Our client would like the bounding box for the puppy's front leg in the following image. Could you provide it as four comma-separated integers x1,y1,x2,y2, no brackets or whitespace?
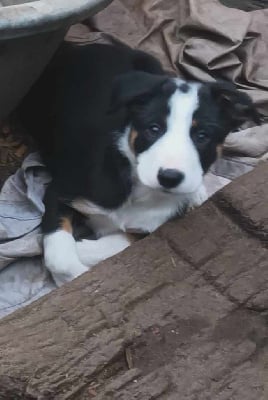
43,184,88,286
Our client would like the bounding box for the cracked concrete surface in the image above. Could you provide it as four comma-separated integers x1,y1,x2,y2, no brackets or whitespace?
0,163,267,399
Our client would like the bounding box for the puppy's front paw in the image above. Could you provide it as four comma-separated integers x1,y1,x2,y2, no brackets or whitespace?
44,231,88,287
187,185,208,211
76,233,131,267
49,261,88,287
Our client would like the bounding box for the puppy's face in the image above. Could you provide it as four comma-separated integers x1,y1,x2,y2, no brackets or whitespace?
113,73,261,194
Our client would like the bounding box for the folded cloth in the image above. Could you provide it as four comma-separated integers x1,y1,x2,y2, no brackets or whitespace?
0,152,49,243
0,153,56,318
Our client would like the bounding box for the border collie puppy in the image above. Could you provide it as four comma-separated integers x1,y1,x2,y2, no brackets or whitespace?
17,43,260,286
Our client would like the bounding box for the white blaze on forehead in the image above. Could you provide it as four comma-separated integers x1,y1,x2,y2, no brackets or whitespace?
137,80,204,194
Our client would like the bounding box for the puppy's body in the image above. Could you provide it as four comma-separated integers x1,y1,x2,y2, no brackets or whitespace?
17,43,260,285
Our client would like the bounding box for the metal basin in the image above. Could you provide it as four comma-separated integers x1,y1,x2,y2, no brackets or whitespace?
0,0,112,120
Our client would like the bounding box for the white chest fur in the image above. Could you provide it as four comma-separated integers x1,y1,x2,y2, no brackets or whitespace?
45,183,207,286
72,182,207,237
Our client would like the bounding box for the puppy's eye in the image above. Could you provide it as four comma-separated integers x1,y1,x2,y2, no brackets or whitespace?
196,130,209,143
148,124,161,135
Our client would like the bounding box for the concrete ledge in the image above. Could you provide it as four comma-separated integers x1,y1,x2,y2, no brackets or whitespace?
0,163,267,399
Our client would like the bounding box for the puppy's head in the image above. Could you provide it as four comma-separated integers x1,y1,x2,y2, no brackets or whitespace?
112,72,261,194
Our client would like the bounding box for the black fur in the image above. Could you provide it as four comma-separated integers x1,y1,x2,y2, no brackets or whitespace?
17,44,166,217
192,81,262,172
125,79,177,154
16,43,261,236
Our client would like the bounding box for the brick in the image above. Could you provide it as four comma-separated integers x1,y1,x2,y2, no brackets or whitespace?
213,162,268,241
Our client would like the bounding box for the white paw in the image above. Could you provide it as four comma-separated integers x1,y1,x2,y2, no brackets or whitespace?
186,184,208,211
76,233,131,267
44,231,88,287
48,261,88,287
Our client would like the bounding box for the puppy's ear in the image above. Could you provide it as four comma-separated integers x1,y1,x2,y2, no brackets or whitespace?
210,81,262,127
110,71,169,111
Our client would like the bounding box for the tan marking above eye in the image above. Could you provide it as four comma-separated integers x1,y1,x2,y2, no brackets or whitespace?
129,128,138,151
60,216,73,233
192,119,198,127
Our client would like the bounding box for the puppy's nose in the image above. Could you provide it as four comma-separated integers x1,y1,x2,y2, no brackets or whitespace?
158,168,185,189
